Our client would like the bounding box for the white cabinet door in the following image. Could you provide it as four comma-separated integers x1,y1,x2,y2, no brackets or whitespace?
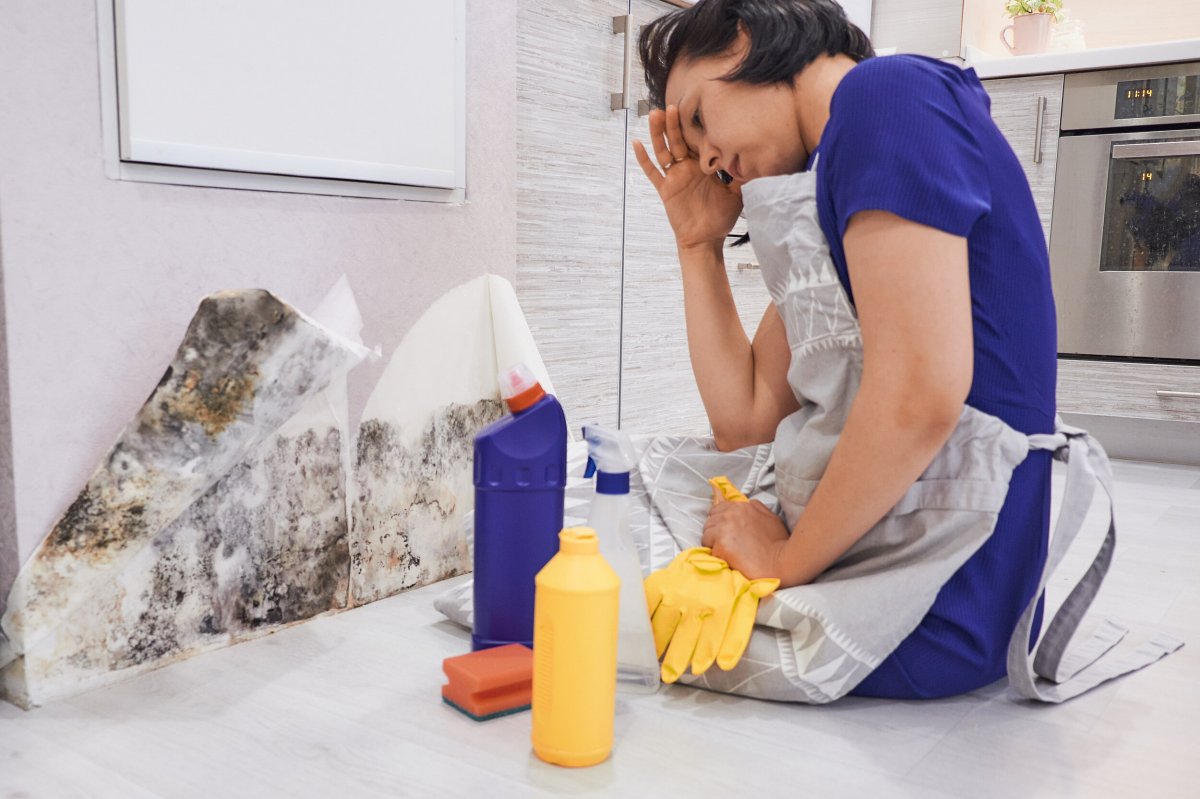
982,74,1065,246
618,0,774,436
515,0,630,432
110,0,464,194
870,0,962,58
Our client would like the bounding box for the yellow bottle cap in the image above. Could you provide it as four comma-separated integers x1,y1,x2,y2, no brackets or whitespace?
558,527,599,555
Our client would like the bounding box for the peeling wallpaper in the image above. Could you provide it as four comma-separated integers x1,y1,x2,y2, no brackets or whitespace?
1,271,554,706
351,403,502,604
0,0,519,584
350,274,555,606
16,416,352,706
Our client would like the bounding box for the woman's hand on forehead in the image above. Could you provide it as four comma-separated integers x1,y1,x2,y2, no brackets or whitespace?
631,103,742,252
637,105,698,181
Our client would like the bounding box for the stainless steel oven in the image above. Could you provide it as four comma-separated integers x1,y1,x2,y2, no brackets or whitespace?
1051,61,1200,361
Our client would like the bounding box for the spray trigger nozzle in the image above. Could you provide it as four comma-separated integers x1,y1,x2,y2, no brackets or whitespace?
582,423,638,481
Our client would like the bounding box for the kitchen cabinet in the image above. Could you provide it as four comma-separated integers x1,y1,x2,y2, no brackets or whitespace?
871,0,964,59
981,74,1065,246
98,0,465,201
515,0,629,432
516,0,768,437
983,73,1200,449
1058,360,1200,424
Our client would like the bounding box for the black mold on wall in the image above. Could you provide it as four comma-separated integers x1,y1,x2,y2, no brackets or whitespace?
38,291,320,570
75,426,349,674
352,399,504,603
4,287,364,677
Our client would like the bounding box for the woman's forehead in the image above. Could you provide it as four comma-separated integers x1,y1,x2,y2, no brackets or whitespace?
664,56,720,108
664,36,748,108
663,60,699,109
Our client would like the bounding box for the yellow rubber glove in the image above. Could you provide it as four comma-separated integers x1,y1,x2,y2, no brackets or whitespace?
644,547,780,683
708,476,749,504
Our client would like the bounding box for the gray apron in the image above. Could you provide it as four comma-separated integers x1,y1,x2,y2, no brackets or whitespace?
674,166,1181,702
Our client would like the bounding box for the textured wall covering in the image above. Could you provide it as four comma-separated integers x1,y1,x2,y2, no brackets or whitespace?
0,0,518,575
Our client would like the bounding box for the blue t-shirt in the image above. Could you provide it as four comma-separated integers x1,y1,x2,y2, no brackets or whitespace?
809,55,1057,698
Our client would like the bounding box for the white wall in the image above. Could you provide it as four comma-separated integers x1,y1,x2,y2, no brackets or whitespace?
0,0,518,591
0,256,15,617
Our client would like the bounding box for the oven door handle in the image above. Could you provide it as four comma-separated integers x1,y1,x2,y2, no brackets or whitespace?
1111,139,1200,159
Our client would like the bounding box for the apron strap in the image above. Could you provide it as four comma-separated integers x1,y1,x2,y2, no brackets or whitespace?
1010,418,1184,702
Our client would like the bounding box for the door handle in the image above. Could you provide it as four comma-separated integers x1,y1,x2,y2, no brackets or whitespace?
611,15,634,112
1033,95,1046,164
1156,390,1200,400
1112,140,1200,159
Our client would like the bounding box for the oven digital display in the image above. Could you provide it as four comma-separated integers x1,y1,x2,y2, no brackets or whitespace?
1115,75,1200,119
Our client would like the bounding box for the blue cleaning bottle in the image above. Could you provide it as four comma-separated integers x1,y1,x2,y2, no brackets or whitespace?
472,362,567,650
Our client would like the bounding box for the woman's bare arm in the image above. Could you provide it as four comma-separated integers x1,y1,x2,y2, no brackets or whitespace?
700,209,974,585
767,209,974,585
631,103,798,450
677,243,798,450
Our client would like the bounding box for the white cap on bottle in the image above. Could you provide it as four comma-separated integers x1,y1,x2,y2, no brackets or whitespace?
498,362,545,412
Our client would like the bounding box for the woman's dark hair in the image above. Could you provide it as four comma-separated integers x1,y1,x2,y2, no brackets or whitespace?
640,0,874,110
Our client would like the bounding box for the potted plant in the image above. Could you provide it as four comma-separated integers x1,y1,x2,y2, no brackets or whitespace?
1001,0,1063,56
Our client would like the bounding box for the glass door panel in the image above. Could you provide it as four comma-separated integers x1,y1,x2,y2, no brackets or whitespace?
1101,137,1200,272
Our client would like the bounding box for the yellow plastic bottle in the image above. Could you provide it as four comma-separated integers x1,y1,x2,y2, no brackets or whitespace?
531,527,620,767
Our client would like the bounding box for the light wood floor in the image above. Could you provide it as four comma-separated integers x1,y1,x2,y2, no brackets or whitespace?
2,458,1197,798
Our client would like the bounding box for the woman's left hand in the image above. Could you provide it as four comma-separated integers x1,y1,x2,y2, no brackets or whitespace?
701,500,790,580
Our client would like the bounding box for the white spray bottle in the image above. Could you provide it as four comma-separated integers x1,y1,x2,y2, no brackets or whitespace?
582,424,660,693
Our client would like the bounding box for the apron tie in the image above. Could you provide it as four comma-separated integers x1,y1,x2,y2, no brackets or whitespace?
1010,417,1184,702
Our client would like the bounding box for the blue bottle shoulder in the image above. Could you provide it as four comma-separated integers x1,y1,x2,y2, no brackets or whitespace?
474,393,567,490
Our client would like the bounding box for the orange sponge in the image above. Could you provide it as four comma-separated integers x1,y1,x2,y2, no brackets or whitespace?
441,643,534,721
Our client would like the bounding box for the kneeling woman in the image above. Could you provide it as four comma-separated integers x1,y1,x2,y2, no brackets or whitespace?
633,0,1057,698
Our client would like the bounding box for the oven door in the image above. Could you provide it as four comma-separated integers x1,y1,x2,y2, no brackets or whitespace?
1051,127,1200,361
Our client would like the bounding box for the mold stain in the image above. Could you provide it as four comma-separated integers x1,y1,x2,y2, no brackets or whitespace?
351,399,504,604
162,368,261,437
20,291,332,586
34,425,350,682
46,487,149,559
139,290,295,440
